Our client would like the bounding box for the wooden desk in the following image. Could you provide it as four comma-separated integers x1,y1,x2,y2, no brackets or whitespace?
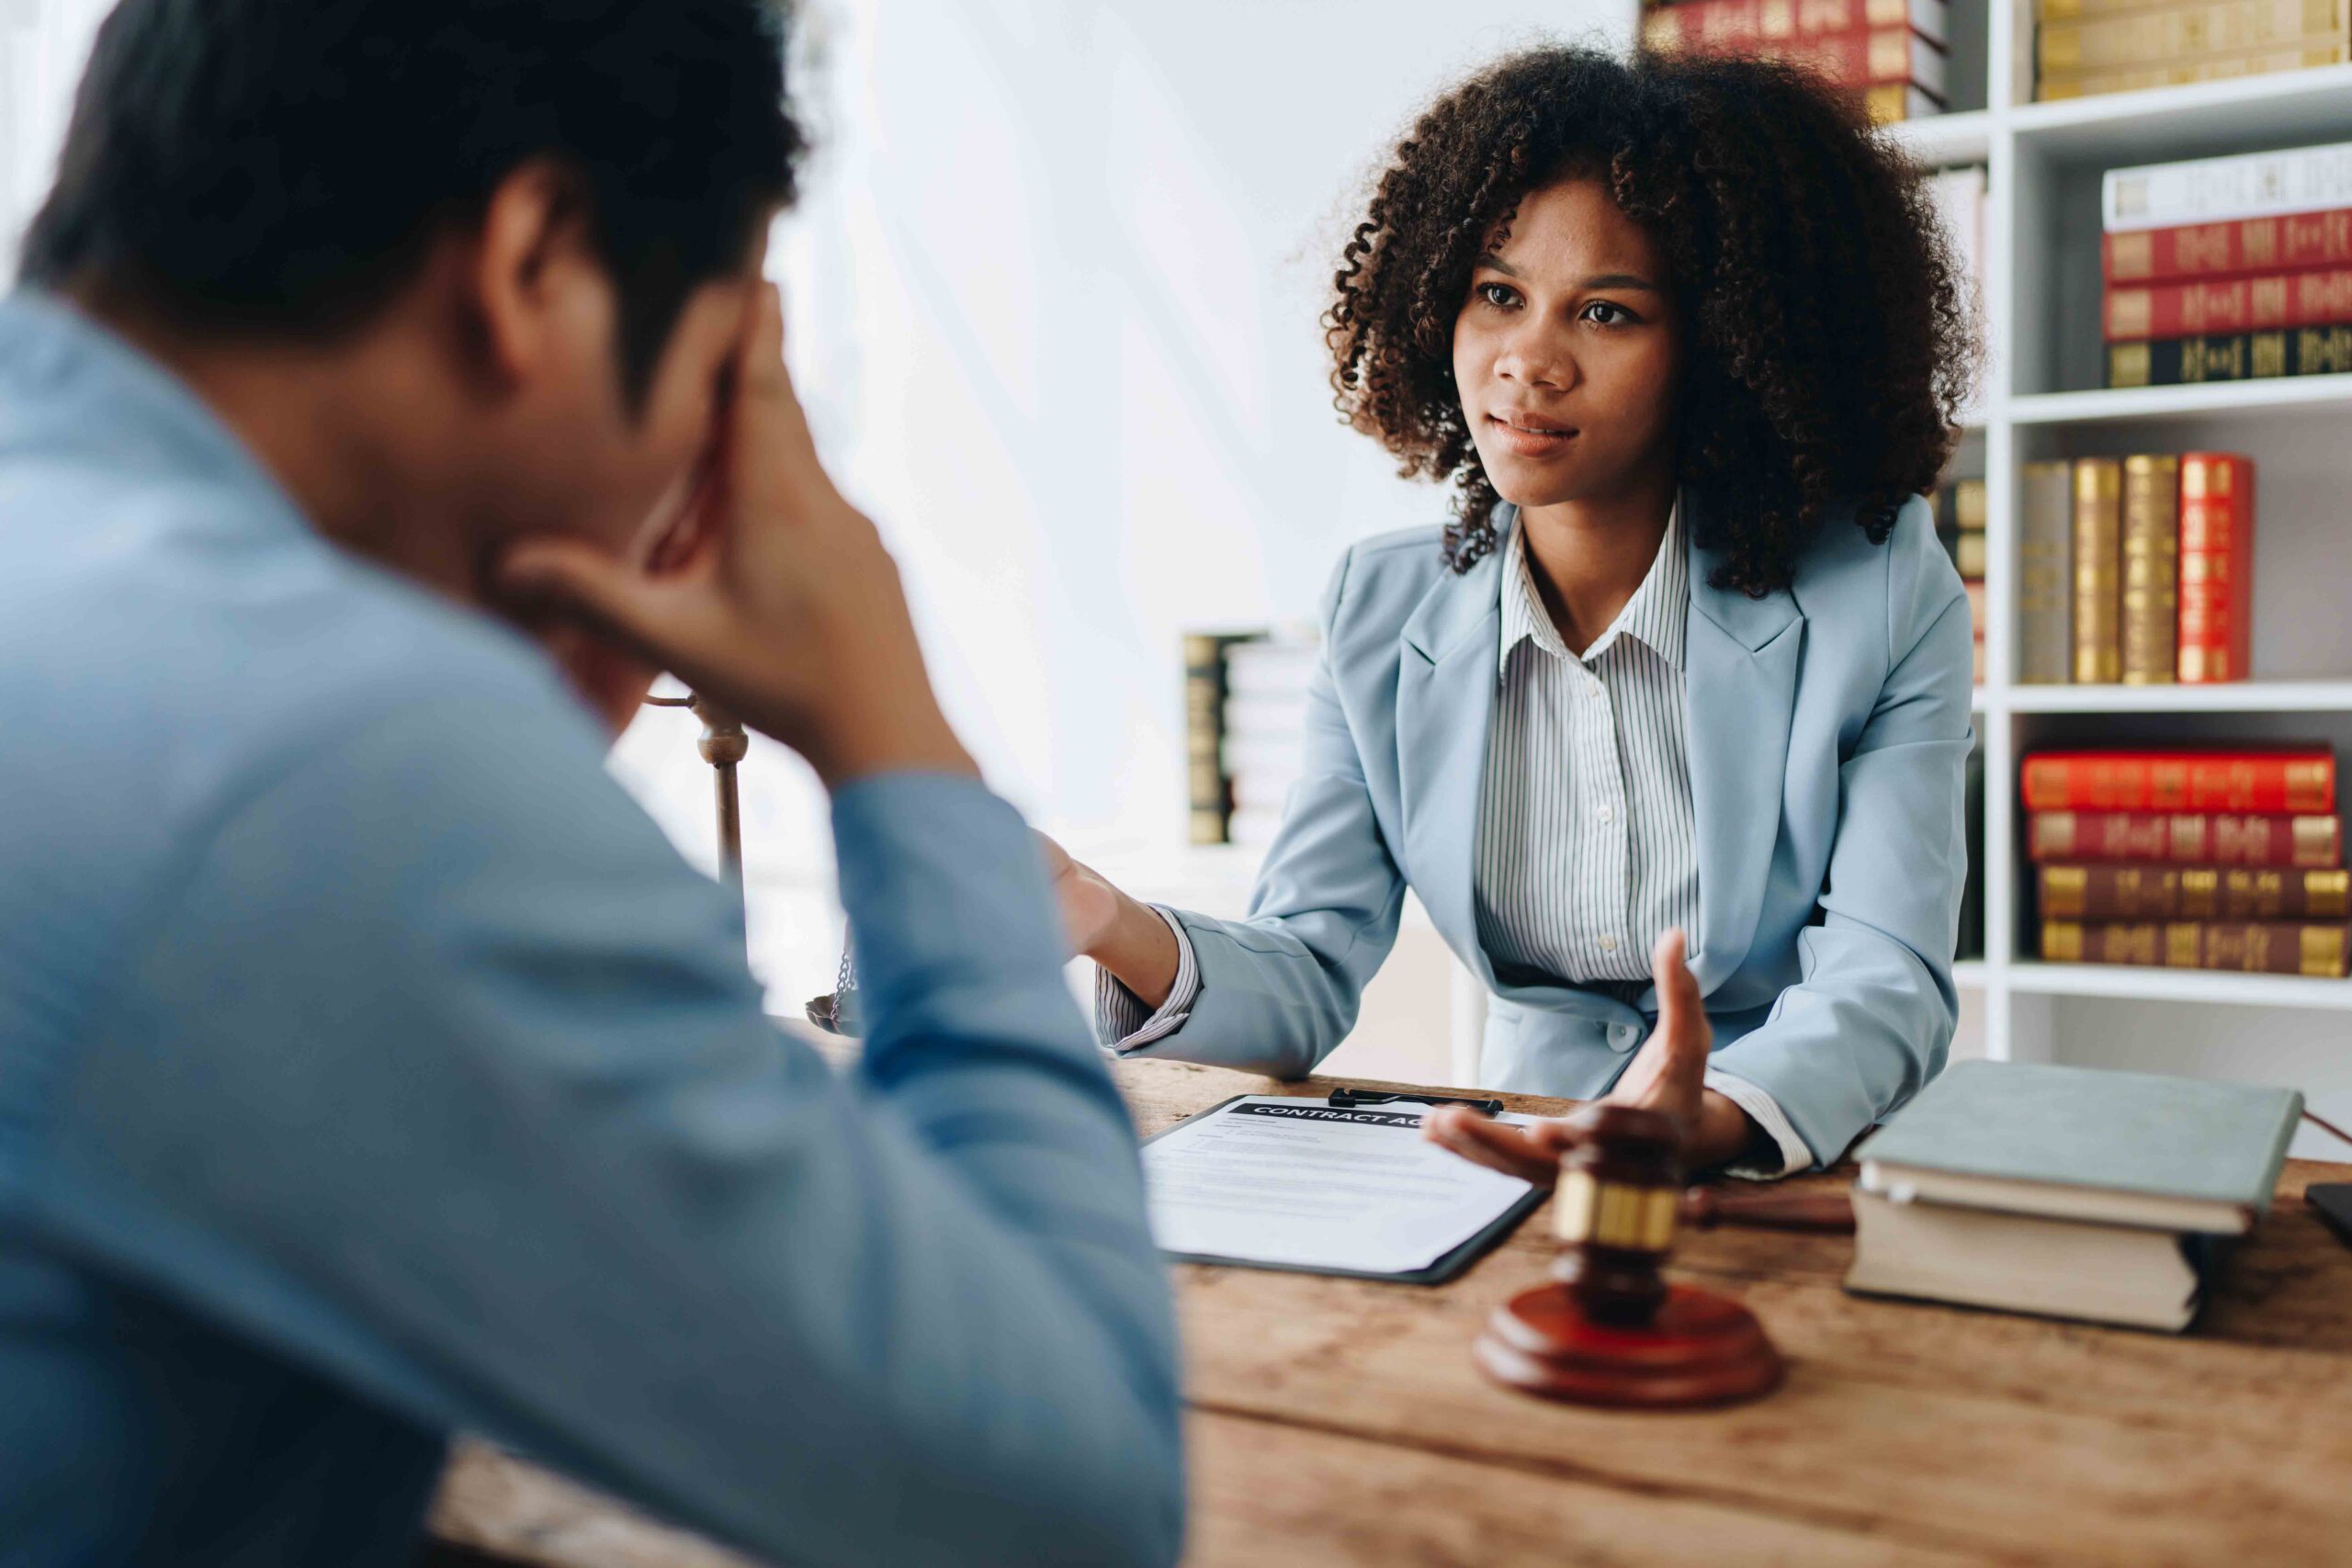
429,1057,2352,1566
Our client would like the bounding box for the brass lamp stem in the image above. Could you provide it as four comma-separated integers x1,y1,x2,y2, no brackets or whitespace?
646,691,749,942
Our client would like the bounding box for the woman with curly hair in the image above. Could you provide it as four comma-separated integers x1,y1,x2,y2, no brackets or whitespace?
1047,44,1978,1178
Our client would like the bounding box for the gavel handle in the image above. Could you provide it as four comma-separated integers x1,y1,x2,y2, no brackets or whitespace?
1679,1186,1856,1234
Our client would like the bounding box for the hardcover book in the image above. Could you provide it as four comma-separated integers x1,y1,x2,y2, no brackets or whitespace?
2104,265,2352,342
2177,453,2256,683
2041,41,2348,98
2041,917,2352,975
2038,0,2346,74
2120,455,2179,684
1848,1060,2302,1330
1853,1060,2301,1229
2029,809,2340,866
1639,0,1950,48
2105,138,2352,232
2106,325,2352,386
2021,747,2335,812
2018,460,2074,684
2071,458,2123,685
2038,863,2352,919
2103,207,2352,286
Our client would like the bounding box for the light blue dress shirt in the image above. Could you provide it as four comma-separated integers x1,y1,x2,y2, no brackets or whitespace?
0,292,1182,1568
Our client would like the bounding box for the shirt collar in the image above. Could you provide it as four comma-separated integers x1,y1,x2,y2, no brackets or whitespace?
1498,499,1687,675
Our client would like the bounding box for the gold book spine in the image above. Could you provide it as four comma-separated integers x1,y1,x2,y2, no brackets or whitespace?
2019,460,2075,684
2039,39,2347,96
2037,0,2345,73
2120,454,2179,684
2072,458,2123,684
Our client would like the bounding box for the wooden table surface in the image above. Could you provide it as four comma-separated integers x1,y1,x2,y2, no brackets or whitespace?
428,1055,2352,1567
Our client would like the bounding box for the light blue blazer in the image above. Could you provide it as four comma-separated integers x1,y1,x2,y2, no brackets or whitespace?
1123,490,1974,1168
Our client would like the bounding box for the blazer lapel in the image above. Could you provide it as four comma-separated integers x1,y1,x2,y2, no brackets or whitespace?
1396,518,1507,987
1679,487,1804,998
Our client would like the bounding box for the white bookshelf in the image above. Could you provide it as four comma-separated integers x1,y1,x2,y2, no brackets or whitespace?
1882,13,2352,1155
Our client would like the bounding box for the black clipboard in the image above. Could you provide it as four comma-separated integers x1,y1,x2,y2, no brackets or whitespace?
1140,1092,1549,1286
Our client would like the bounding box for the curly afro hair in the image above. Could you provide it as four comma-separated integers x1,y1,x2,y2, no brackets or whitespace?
1324,46,1977,593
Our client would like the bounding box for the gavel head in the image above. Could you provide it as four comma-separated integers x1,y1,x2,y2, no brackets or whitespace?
1548,1103,1684,1326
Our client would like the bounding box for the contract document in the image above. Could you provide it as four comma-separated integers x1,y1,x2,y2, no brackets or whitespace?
1142,1095,1546,1280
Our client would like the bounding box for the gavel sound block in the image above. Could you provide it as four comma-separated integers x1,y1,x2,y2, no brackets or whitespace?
1474,1103,1786,1408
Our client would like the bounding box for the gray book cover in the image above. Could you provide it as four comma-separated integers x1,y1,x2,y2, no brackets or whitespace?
1854,1060,2302,1213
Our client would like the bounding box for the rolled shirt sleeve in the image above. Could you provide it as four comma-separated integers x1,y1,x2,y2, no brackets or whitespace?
1093,907,1201,1051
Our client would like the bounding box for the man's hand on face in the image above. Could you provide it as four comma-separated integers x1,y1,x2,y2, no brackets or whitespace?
498,283,975,789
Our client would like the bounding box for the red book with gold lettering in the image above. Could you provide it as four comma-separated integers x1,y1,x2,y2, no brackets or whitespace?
2021,748,2334,813
2101,207,2352,288
2027,810,2340,868
2104,267,2352,342
2177,454,2254,684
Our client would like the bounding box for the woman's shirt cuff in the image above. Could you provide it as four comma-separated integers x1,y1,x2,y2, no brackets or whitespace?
1093,906,1201,1050
1703,1069,1815,1179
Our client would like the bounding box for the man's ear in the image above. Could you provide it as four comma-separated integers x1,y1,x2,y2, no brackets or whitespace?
464,159,605,393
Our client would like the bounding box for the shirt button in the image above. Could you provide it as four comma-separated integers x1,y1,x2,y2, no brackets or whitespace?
1597,804,1614,825
1599,933,1619,953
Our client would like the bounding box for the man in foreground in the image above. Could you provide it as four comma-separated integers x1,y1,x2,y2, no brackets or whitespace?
0,3,1182,1563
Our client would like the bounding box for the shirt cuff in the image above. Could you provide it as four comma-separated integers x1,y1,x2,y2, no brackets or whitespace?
1094,906,1200,1051
1703,1069,1815,1180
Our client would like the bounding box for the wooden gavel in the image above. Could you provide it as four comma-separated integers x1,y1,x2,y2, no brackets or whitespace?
1475,1102,1799,1407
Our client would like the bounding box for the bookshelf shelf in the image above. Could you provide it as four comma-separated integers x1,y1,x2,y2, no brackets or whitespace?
2005,64,2352,161
1886,108,1995,168
2005,961,2352,1010
2003,680,2352,713
2007,376,2352,426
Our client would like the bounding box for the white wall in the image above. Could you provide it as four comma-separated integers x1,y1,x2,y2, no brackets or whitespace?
616,0,1636,1004
5,0,1636,1010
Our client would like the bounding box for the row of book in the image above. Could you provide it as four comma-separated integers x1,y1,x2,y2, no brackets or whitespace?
1932,476,1988,682
2026,745,2351,976
1182,628,1316,847
2016,452,2254,685
2034,0,2350,102
2103,140,2352,388
1638,0,1951,122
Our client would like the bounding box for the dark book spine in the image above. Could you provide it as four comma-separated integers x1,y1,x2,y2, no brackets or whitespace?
2039,863,2352,919
2107,325,2352,387
2041,918,2352,976
1182,633,1249,845
2027,810,2343,867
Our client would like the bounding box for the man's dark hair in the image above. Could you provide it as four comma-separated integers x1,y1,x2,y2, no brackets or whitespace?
19,0,806,405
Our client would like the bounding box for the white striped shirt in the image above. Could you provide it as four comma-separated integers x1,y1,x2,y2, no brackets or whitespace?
1102,505,1812,1176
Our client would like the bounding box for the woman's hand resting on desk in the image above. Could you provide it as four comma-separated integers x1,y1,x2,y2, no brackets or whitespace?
497,282,974,789
1423,929,1764,1180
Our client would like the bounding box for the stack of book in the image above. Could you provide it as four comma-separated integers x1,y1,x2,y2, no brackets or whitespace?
1182,627,1317,847
1849,1061,2303,1331
2034,0,2349,101
1639,0,1950,122
2015,452,2255,685
2025,744,2351,976
1933,476,1987,682
2103,141,2352,388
